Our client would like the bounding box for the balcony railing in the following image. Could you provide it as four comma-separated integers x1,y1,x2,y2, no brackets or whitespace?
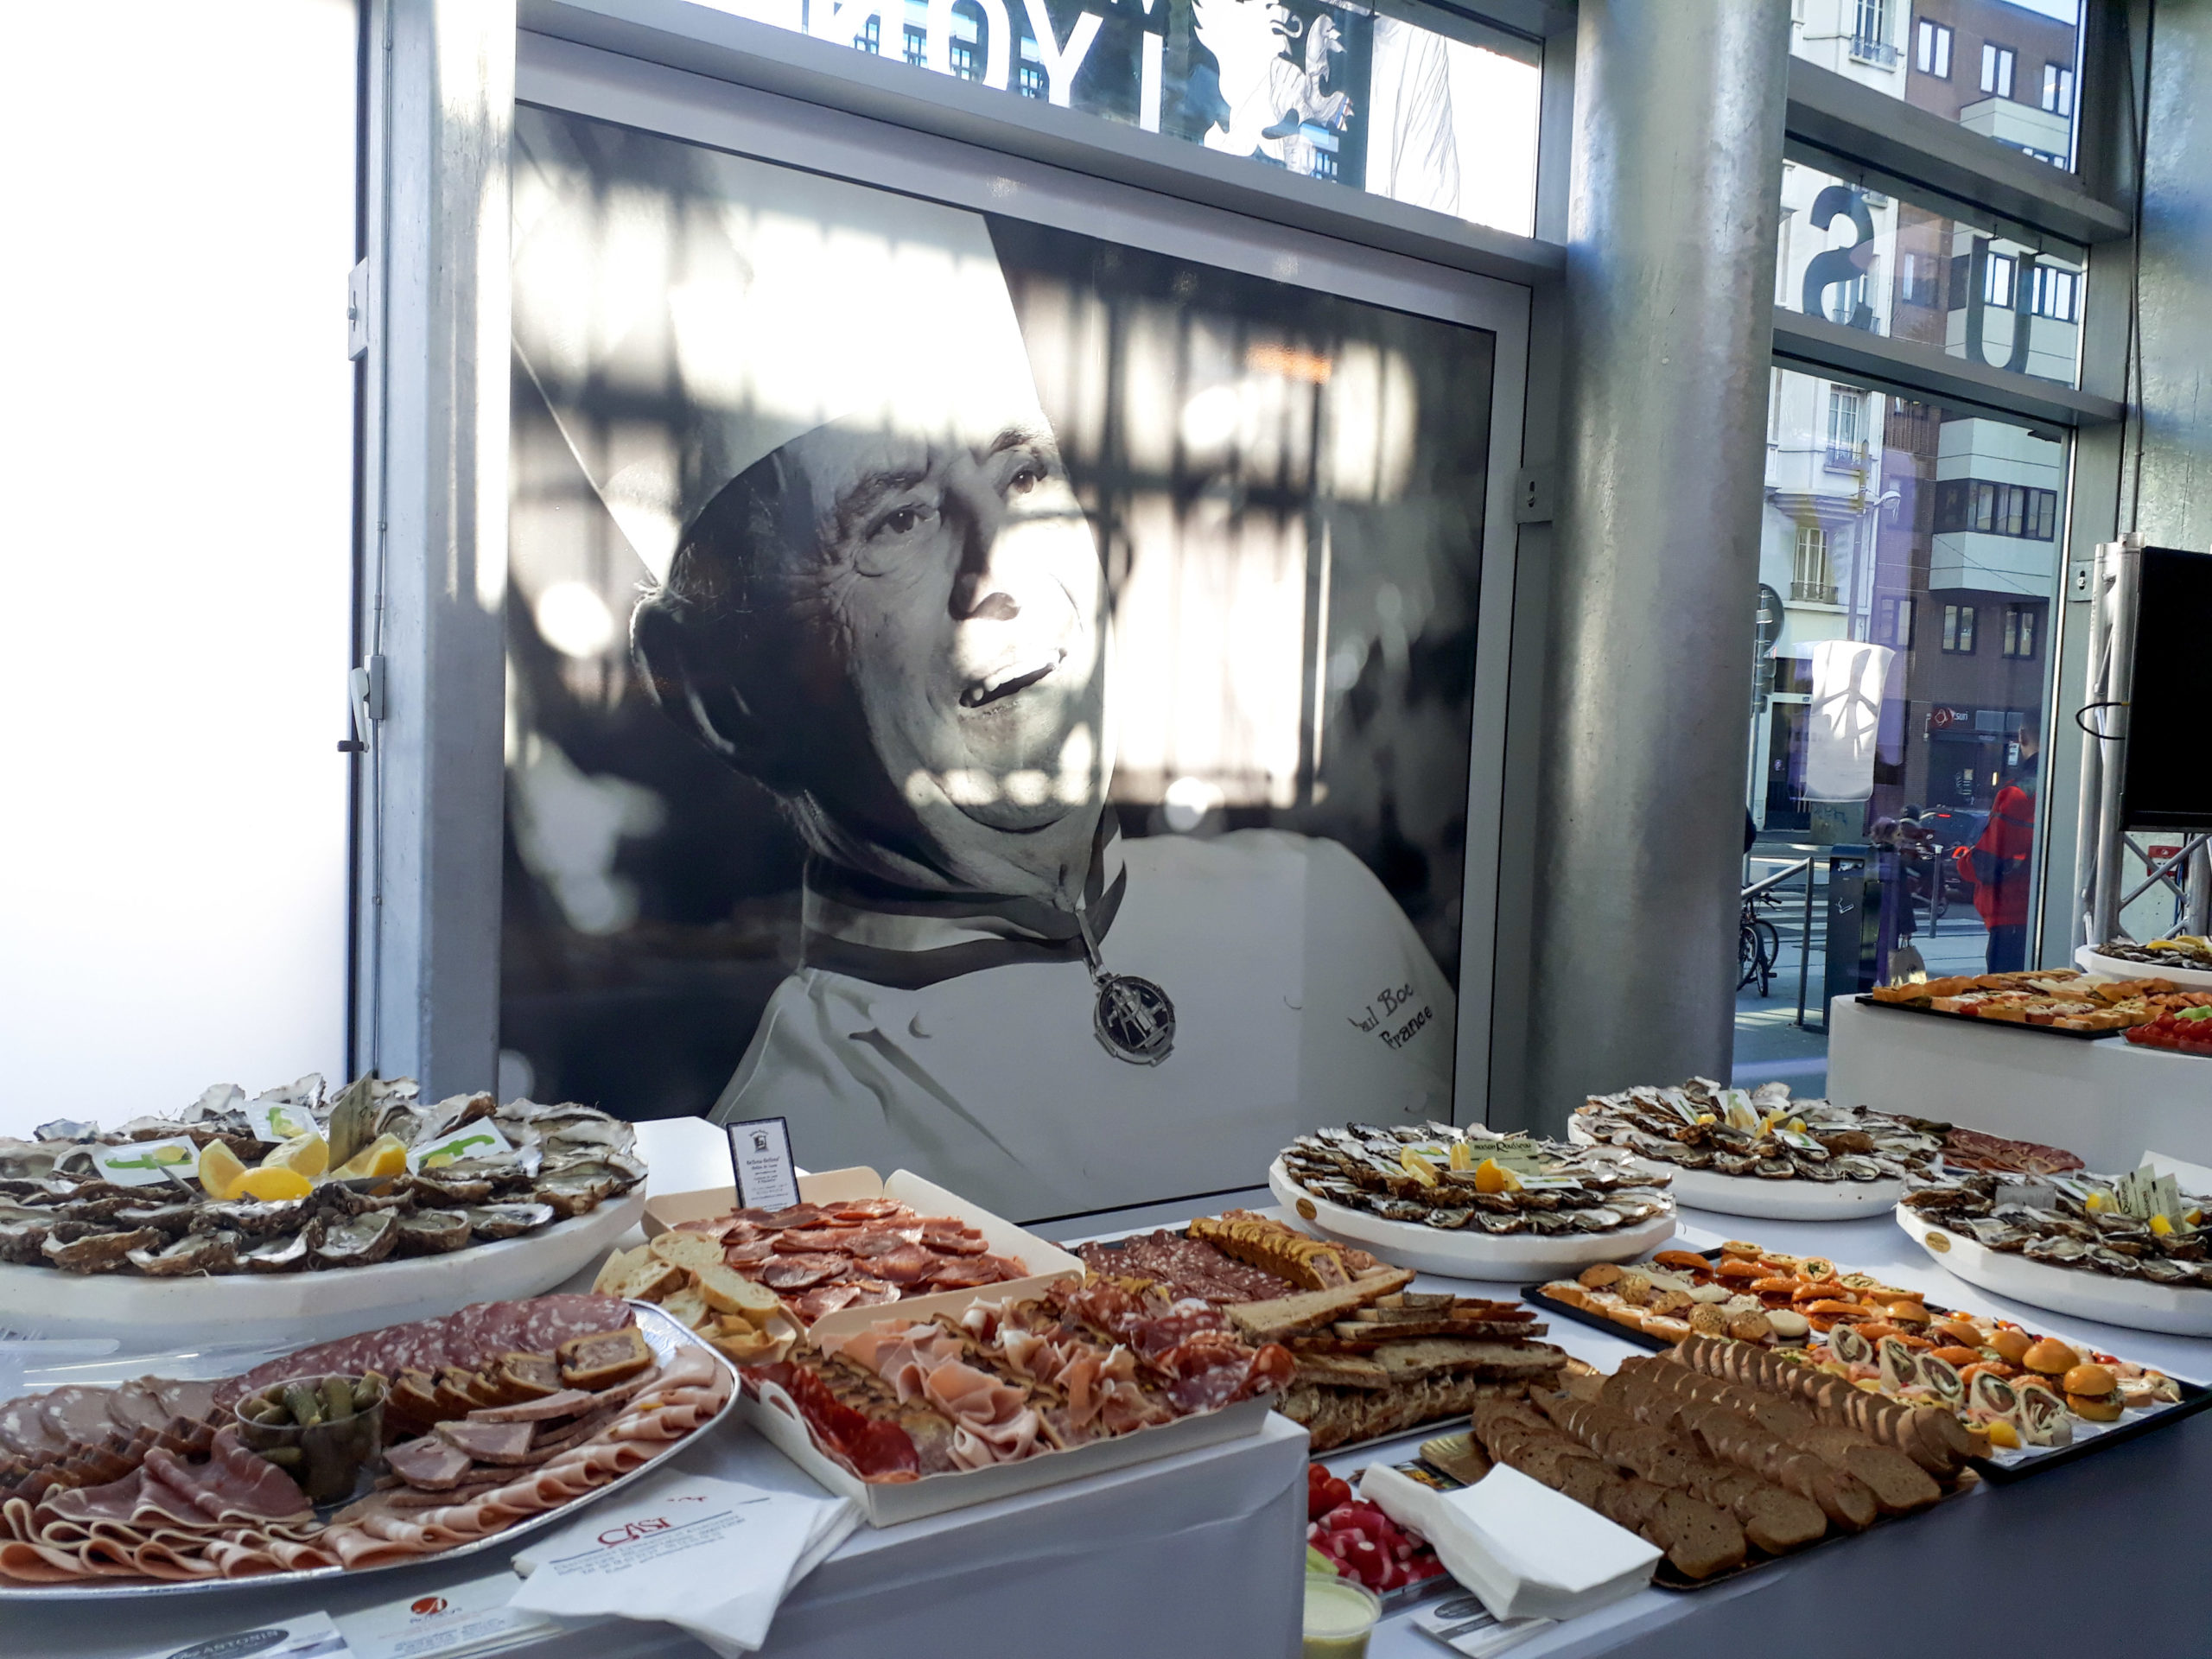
1792,580,1841,605
1850,35,1900,67
1824,441,1869,471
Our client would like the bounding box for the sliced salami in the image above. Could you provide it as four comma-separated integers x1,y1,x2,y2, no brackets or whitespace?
758,1253,850,1291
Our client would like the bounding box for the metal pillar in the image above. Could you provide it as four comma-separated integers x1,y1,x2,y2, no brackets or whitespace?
1522,0,1789,1131
353,0,516,1095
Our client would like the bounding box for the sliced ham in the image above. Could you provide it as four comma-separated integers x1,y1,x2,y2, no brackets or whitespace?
869,1246,944,1286
722,1238,776,1266
758,1253,849,1291
752,1205,827,1231
846,1228,925,1256
467,1389,599,1422
828,1199,908,1222
774,1226,863,1253
435,1420,537,1463
385,1435,476,1491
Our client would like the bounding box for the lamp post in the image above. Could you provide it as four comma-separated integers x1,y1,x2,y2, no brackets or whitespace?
1849,485,1903,642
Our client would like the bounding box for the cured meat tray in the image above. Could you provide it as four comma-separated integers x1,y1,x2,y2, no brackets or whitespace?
1852,995,2120,1039
0,1300,736,1599
1527,1247,2212,1482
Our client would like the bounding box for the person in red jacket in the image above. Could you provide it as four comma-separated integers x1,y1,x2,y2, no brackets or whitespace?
1957,727,2039,971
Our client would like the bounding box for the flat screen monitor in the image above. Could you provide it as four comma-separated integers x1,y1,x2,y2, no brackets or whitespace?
2122,546,2212,830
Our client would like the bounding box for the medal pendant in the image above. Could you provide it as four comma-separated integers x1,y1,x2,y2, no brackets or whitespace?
1093,972,1175,1066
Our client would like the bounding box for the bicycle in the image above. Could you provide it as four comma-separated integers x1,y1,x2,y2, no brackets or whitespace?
1738,888,1783,996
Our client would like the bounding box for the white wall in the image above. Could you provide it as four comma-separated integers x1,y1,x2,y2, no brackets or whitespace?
0,1,359,1133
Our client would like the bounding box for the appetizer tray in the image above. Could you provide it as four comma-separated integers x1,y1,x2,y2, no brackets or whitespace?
1267,1159,1676,1281
1565,1121,1904,1222
1852,995,2118,1040
0,1300,736,1599
0,1191,645,1351
1529,1247,2212,1482
2078,944,2212,989
1897,1203,2212,1338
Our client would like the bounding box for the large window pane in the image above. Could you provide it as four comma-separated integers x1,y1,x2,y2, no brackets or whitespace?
1793,0,2083,171
1777,159,2085,387
1738,368,2066,1090
679,0,1541,235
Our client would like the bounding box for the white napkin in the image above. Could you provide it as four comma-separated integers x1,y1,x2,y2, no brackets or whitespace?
509,1471,859,1656
1360,1464,1658,1624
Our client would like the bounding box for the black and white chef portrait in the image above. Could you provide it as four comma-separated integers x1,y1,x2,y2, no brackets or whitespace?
504,110,1495,1217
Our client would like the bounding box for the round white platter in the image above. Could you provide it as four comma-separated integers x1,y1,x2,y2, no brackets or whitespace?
0,1190,645,1351
1267,1159,1676,1282
2075,944,2212,989
1895,1203,2212,1338
0,1298,730,1599
1565,1118,1905,1221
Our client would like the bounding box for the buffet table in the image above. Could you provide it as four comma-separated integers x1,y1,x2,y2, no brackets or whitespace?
1826,992,2212,1169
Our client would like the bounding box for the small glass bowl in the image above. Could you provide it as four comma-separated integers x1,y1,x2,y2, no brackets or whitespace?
232,1373,386,1505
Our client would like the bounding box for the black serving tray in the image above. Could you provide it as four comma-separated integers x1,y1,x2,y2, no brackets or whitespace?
1522,1248,2212,1482
1853,995,2121,1039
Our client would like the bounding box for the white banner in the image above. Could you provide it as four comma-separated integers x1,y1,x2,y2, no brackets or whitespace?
1802,639,1896,803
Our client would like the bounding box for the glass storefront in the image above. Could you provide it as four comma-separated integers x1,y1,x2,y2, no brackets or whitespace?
1738,366,2067,1089
674,0,1542,233
1789,0,2082,171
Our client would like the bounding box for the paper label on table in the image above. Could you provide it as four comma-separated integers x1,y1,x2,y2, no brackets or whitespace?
1411,1593,1553,1659
339,1573,564,1659
728,1118,800,1212
1776,1129,1825,1153
90,1137,202,1187
128,1610,353,1659
510,1470,857,1656
246,1100,318,1146
1994,1182,2065,1211
407,1120,513,1173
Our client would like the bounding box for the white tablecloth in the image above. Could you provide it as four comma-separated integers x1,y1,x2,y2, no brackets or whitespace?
1826,993,2212,1171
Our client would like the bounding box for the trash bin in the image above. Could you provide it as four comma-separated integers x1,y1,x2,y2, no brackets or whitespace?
1821,846,1883,1023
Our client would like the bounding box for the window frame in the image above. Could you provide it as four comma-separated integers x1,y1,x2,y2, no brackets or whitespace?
1916,18,1953,79
1981,41,2016,99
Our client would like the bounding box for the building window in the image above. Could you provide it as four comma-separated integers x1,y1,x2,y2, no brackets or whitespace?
1942,604,1977,653
2042,63,2074,116
1932,479,2059,539
1825,385,1866,467
1981,42,2015,98
2030,264,2079,322
1794,526,1837,604
948,36,977,78
1982,251,2017,308
2003,604,2039,658
1916,17,1953,77
1017,57,1046,99
854,14,880,52
1878,594,1917,648
1899,251,1940,308
902,24,928,66
1851,0,1895,61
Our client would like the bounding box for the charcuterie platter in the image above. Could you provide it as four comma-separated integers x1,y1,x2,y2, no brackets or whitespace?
0,1297,734,1597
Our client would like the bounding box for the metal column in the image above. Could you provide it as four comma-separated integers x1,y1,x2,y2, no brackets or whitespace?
1522,0,1790,1130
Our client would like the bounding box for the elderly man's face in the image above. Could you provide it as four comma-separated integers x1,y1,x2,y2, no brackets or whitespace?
786,418,1107,839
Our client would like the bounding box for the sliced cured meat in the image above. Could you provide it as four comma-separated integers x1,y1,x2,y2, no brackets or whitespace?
753,1204,827,1230
918,1226,989,1256
794,1284,865,1324
758,1254,849,1291
467,1389,599,1422
926,1259,1009,1290
435,1420,539,1463
0,1395,72,1459
150,1379,217,1425
722,1237,775,1265
42,1388,125,1450
103,1382,174,1437
847,1230,924,1257
385,1436,476,1491
773,1226,864,1253
828,1199,907,1222
869,1246,945,1286
841,1281,901,1307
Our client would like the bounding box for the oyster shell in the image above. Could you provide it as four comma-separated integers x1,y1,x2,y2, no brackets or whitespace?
464,1201,556,1240
191,1198,308,1237
127,1230,241,1276
114,1202,202,1235
241,1231,311,1272
44,1227,162,1274
31,1120,99,1143
406,1172,495,1205
393,1208,474,1254
1421,1207,1473,1230
309,1211,399,1268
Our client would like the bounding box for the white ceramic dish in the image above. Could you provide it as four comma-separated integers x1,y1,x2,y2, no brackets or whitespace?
2075,944,2212,990
0,1298,734,1599
1266,1160,1676,1282
1563,1120,1904,1220
1895,1204,2212,1337
0,1191,645,1352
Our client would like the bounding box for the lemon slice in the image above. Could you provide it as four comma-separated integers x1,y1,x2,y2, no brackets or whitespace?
260,1131,329,1181
1448,1141,1474,1172
196,1141,246,1200
232,1166,315,1203
331,1132,408,1181
2084,1191,2107,1212
1399,1148,1439,1187
1472,1157,1522,1194
1984,1420,2021,1449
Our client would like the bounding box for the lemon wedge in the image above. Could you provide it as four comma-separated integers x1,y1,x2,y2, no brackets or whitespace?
1399,1148,1440,1187
260,1131,329,1181
331,1132,408,1181
1472,1157,1522,1194
1694,1113,1716,1125
196,1141,247,1200
1984,1420,2021,1449
2151,1213,2175,1236
1448,1141,1474,1172
232,1166,315,1203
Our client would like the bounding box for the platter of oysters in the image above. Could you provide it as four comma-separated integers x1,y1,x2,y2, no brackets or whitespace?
1898,1165,2212,1336
1269,1122,1677,1280
0,1074,646,1349
1569,1080,1944,1220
